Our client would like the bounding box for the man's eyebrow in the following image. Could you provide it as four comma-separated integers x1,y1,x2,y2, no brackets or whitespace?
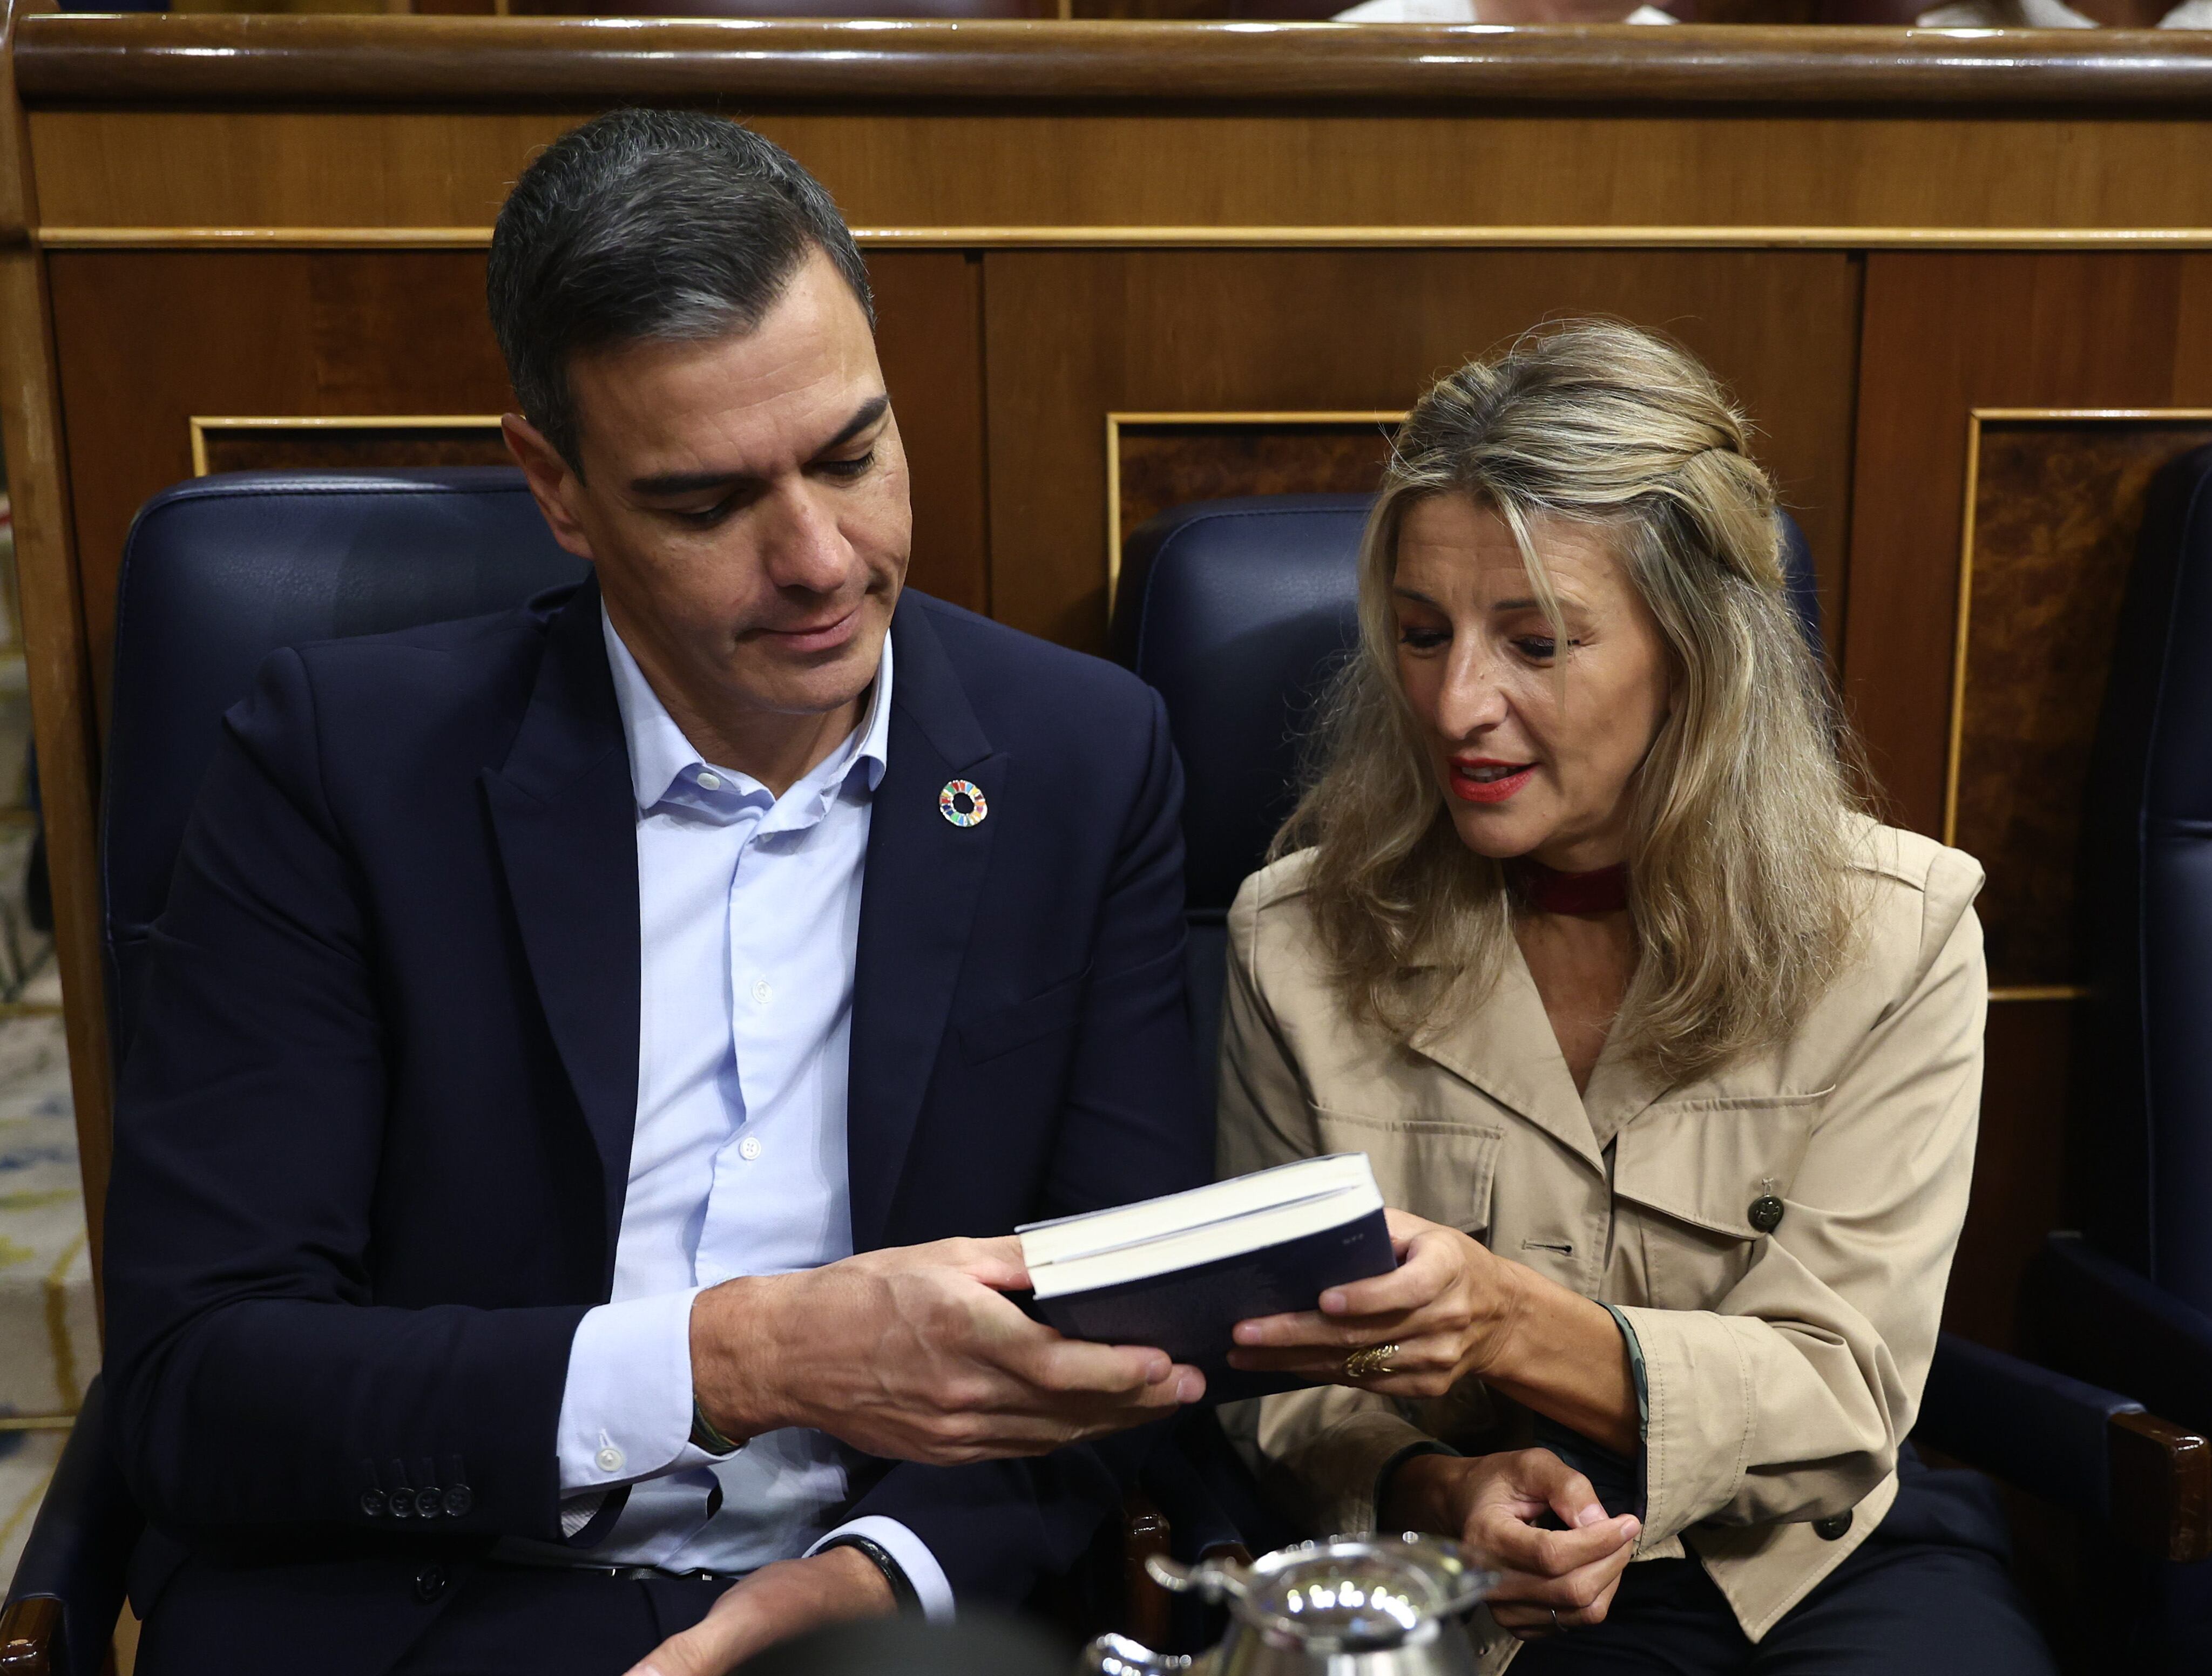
626,394,891,498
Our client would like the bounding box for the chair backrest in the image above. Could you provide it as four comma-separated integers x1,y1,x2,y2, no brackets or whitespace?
102,469,585,1068
2080,445,2212,1314
1115,492,1824,1081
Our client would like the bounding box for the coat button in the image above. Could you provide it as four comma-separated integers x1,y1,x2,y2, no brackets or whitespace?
415,1487,444,1518
388,1492,413,1519
1813,1510,1853,1540
443,1485,473,1518
359,1490,387,1518
413,1564,449,1603
1749,1196,1785,1234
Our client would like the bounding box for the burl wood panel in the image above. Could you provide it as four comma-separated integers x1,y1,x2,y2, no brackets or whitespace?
986,246,1861,651
1954,420,2212,990
1115,421,1397,557
43,245,986,719
198,424,510,475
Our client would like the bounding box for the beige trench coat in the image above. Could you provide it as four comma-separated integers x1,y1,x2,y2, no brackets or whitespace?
1215,817,1985,1668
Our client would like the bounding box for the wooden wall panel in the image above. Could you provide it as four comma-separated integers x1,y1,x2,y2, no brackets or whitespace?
29,107,2212,235
983,246,1863,650
42,246,986,715
1846,252,2212,1349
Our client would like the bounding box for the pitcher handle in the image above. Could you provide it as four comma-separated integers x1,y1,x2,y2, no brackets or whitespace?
1084,1632,1196,1674
1145,1550,1254,1604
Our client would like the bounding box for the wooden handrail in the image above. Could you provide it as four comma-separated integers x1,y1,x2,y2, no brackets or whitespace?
18,17,2212,110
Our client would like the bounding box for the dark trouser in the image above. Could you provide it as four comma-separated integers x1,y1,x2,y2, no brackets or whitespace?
1509,1453,2058,1675
384,1565,731,1675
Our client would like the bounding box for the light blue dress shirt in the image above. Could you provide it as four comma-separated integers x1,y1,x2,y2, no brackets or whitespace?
545,606,952,1615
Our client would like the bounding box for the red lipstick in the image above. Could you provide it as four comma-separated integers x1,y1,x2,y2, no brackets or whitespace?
1449,757,1536,804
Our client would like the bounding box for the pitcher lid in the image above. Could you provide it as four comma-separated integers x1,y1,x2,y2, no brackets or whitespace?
1233,1532,1494,1651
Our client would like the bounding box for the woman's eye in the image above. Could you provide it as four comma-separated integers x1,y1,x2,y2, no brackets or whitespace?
1514,635,1560,661
1398,626,1449,651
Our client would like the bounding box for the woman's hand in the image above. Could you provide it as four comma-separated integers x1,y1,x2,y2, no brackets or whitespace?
1386,1449,1640,1641
1227,1209,1523,1397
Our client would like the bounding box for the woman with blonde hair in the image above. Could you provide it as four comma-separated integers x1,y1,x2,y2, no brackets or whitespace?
1216,322,2053,1672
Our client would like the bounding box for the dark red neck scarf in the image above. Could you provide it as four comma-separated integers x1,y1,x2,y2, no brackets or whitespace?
1520,860,1631,916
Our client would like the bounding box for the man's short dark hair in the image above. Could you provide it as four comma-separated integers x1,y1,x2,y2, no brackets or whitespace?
488,109,875,471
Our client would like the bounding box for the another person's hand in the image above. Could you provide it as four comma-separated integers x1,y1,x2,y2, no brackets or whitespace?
1385,1449,1640,1640
623,1545,891,1676
1227,1209,1520,1397
691,1236,1205,1464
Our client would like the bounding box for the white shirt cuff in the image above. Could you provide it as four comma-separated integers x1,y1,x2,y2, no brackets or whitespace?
808,1515,956,1622
556,1287,709,1495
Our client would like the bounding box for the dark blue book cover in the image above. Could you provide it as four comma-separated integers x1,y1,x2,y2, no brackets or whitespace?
1033,1206,1396,1403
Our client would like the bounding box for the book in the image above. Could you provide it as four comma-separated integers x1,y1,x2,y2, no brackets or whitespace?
1018,1153,1396,1402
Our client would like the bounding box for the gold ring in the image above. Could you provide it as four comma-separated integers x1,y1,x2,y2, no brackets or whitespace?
1344,1342,1400,1379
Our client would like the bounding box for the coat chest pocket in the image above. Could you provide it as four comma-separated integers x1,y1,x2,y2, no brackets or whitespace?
1309,1105,1506,1237
959,966,1090,1064
1613,1091,1826,1302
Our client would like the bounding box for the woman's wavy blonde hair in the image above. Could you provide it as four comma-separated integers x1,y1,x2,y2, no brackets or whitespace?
1278,320,1864,1083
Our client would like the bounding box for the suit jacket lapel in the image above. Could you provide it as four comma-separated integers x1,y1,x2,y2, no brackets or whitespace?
482,579,641,1279
848,601,1003,1251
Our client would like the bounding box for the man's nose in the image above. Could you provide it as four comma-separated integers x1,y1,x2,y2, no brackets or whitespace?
757,484,853,592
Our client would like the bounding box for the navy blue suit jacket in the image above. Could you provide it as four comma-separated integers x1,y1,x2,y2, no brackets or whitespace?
101,581,1212,1671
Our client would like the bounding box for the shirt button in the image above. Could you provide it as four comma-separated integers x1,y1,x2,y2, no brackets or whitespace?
595,1444,625,1474
696,771,722,791
360,1489,387,1517
751,978,772,1007
413,1564,449,1603
739,1136,764,1162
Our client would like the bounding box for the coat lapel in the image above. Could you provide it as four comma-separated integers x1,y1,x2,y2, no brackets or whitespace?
482,580,641,1278
847,601,1003,1251
1410,948,1607,1173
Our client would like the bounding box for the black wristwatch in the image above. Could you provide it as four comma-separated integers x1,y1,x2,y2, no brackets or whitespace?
822,1535,923,1616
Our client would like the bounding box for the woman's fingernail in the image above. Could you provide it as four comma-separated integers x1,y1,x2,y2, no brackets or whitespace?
1320,1291,1347,1313
1577,1505,1607,1527
1176,1372,1205,1402
1234,1322,1259,1345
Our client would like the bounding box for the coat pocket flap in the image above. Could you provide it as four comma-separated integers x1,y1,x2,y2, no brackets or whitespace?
1309,1105,1507,1235
1612,1093,1827,1239
959,966,1090,1064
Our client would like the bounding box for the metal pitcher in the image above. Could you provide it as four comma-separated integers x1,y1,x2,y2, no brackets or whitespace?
1084,1533,1497,1676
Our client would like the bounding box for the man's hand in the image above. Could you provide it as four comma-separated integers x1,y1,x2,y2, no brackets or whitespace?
690,1236,1206,1464
1385,1449,1640,1641
623,1545,892,1676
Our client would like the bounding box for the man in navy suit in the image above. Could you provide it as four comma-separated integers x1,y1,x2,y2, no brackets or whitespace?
102,111,1212,1676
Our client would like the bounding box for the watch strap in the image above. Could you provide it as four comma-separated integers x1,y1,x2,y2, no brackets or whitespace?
821,1535,923,1616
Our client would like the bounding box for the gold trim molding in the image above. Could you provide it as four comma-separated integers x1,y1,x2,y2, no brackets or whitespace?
1103,410,1402,616
38,225,2212,253
189,413,506,478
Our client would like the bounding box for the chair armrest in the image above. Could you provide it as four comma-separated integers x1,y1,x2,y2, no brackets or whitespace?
0,1379,141,1676
2029,1232,2212,1437
1918,1331,2212,1561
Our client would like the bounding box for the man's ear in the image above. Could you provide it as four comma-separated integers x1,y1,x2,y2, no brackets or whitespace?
502,413,597,564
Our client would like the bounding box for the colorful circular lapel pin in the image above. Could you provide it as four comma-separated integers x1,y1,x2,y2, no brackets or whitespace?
938,779,989,828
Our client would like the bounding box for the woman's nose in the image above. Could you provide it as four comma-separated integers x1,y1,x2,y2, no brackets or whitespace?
1435,653,1510,739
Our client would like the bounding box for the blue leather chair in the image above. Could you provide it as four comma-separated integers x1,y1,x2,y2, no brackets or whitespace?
1113,491,2212,1664
4,469,584,1676
2024,445,2212,1663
